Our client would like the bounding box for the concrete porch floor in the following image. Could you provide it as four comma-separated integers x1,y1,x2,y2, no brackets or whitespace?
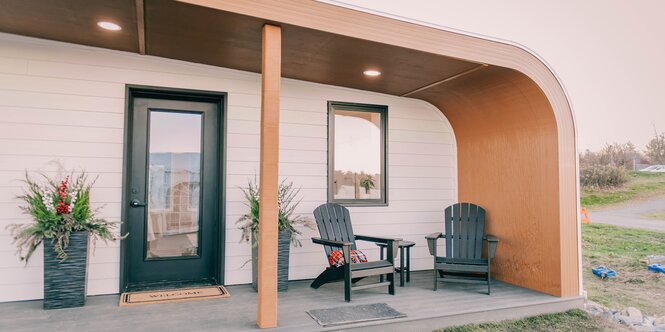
0,271,583,332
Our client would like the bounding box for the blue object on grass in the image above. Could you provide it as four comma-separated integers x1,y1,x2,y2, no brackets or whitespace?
592,266,617,279
647,264,665,274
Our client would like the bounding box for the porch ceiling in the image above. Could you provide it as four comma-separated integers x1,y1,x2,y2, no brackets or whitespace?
0,0,481,96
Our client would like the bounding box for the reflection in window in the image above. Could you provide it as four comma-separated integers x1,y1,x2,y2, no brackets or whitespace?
329,102,387,204
146,111,202,259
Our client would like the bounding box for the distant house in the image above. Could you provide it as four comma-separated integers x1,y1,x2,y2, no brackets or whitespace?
0,0,581,329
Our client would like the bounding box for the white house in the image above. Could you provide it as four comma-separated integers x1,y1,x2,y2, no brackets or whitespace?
0,1,582,330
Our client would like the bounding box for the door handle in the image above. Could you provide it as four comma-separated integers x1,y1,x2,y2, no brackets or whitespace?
130,199,146,208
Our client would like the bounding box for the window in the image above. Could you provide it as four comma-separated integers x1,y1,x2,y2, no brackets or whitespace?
328,101,387,205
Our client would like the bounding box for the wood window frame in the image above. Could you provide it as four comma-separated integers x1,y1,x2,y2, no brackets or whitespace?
327,101,388,206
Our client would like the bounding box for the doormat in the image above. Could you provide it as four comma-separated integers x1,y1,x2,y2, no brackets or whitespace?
306,303,406,327
119,286,230,306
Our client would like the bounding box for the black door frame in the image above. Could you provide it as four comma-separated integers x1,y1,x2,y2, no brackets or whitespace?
120,85,227,291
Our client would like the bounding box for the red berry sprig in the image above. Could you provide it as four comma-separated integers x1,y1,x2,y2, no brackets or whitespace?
56,177,70,215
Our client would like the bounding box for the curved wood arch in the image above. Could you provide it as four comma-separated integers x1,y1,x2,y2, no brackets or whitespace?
413,66,566,296
180,0,580,298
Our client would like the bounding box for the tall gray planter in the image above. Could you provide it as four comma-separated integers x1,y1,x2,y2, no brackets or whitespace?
43,231,88,310
252,230,291,292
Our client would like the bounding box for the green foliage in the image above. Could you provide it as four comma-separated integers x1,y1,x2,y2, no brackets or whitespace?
581,171,665,208
645,131,665,164
580,164,629,189
582,224,665,315
581,189,632,207
7,171,124,263
436,309,611,332
359,175,375,193
236,176,315,247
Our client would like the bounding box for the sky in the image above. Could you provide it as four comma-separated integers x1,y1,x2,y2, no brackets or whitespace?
324,0,665,152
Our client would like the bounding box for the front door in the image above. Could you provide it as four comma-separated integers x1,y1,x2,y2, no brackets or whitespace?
124,90,223,290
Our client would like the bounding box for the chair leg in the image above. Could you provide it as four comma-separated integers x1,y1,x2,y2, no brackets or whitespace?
310,267,343,289
344,265,352,302
487,263,492,295
344,280,351,302
433,256,438,291
387,270,395,295
310,269,329,289
399,247,405,287
379,247,385,283
406,247,411,283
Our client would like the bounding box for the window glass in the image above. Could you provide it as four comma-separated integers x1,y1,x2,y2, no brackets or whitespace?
329,103,386,204
146,111,202,258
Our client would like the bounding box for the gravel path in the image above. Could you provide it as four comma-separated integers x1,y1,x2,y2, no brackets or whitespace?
590,196,665,232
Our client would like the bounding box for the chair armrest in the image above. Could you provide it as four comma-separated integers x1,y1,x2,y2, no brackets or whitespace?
355,235,401,261
426,232,443,240
354,234,401,244
311,237,353,248
426,232,443,256
312,238,353,266
484,234,500,259
484,234,499,242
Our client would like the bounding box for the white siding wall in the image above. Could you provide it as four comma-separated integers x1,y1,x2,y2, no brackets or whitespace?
0,33,457,302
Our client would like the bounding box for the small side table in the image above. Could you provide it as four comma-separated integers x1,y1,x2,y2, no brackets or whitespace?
377,240,416,287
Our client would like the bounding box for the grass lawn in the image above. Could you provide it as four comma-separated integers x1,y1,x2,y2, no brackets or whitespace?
583,223,665,316
438,224,664,331
581,171,665,209
434,309,625,332
436,224,664,331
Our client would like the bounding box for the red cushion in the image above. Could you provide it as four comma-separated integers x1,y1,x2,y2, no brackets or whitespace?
328,249,368,267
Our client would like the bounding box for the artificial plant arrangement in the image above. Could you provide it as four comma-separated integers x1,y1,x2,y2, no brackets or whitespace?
8,171,124,263
236,176,314,291
236,176,314,247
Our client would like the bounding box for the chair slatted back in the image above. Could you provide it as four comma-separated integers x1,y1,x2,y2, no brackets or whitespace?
444,203,486,259
313,203,357,256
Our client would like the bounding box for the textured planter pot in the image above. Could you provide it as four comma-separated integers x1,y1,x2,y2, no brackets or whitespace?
43,231,89,310
252,230,291,292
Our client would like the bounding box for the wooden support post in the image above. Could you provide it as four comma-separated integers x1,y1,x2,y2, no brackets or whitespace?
135,0,146,55
257,24,281,329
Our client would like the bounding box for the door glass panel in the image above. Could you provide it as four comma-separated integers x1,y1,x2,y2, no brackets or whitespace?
146,111,202,259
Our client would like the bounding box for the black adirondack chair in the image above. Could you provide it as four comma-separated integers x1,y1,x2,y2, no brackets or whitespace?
311,203,401,302
426,203,499,294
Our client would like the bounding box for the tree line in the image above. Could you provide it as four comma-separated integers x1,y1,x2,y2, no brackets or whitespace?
580,131,665,189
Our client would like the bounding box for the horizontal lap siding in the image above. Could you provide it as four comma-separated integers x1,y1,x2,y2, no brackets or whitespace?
0,33,259,302
224,82,458,283
0,33,456,302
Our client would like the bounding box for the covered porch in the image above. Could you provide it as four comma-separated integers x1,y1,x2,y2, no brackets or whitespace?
0,0,580,330
0,271,582,332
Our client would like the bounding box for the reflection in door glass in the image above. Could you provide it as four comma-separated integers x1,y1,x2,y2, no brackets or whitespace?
146,111,202,259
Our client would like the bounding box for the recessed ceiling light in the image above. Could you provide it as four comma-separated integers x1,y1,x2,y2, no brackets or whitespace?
97,21,122,31
363,70,381,77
